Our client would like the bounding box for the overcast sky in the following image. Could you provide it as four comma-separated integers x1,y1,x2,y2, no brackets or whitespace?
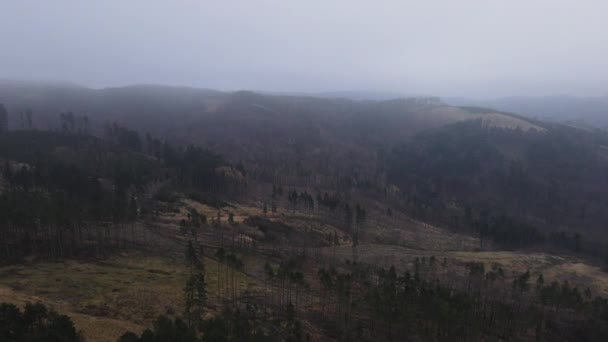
1,0,607,98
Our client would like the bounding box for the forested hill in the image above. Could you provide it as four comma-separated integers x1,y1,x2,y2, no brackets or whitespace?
387,120,608,253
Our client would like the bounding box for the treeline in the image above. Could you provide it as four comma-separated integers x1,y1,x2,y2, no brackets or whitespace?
0,131,155,261
470,208,592,256
274,187,367,227
313,261,608,341
0,302,83,342
0,122,232,262
470,208,544,249
119,305,305,342
105,121,231,193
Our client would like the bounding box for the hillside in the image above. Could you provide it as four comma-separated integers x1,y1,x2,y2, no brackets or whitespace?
387,120,608,251
2,85,608,341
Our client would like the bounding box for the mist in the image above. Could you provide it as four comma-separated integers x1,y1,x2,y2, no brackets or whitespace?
1,0,607,98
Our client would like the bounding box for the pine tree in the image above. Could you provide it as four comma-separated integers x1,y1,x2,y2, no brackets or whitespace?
184,240,206,328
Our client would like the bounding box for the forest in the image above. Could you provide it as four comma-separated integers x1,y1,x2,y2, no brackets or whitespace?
388,120,608,258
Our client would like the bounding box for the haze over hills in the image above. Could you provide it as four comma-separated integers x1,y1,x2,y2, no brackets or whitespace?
7,78,608,134
3,1,608,341
445,95,608,129
0,79,537,131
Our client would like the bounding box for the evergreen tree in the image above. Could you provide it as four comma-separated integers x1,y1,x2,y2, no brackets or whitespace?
0,302,83,342
184,241,207,328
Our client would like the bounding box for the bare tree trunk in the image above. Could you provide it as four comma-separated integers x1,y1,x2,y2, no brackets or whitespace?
57,227,64,259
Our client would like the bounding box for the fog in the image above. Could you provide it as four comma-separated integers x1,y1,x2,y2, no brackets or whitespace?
1,0,607,97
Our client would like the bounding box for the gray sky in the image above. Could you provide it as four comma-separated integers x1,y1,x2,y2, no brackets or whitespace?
1,0,607,97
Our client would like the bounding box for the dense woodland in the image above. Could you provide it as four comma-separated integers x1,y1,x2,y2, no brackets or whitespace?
0,123,231,262
387,120,608,257
2,87,608,341
0,302,82,342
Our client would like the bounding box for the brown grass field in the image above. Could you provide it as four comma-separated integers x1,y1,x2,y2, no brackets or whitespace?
0,251,258,342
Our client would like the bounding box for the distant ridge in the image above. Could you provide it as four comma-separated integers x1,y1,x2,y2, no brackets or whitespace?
444,95,608,128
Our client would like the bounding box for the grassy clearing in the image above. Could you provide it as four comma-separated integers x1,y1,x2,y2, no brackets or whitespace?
0,251,259,342
318,245,608,298
180,199,264,224
450,251,608,296
449,251,566,272
543,262,608,297
0,252,188,323
366,218,479,252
